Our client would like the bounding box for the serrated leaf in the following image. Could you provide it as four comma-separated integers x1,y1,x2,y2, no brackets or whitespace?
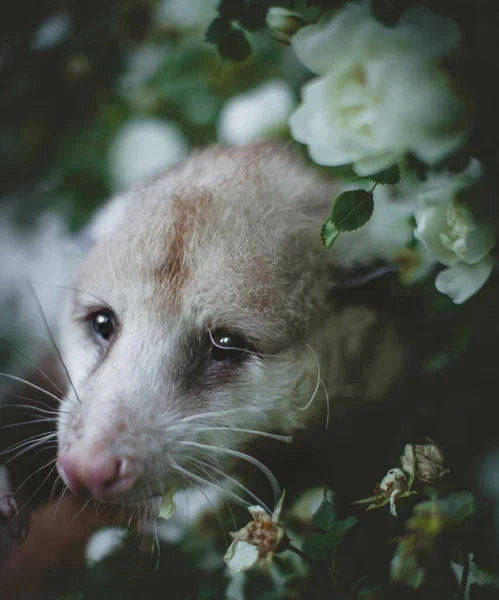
313,500,335,530
365,164,401,185
302,532,330,562
330,190,374,232
320,216,340,249
325,516,357,553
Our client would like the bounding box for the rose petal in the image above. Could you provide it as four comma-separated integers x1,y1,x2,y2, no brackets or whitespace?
435,257,493,304
224,540,260,575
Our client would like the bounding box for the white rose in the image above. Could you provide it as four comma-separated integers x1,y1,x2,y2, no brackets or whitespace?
217,80,295,147
110,117,189,190
414,173,497,303
289,2,469,176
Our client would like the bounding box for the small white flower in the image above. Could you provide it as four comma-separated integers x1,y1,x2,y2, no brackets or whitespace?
289,2,469,175
379,468,409,517
414,173,497,303
224,495,286,574
217,81,295,147
85,527,127,565
110,117,188,190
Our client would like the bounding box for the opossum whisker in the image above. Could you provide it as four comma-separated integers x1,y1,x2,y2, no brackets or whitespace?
29,282,82,406
189,456,272,515
14,463,58,519
69,496,93,524
193,427,292,444
0,417,57,430
0,336,66,397
31,281,113,310
49,473,62,503
5,440,58,466
321,378,330,430
196,426,292,443
171,461,229,543
185,456,250,512
298,344,322,412
178,440,281,504
185,470,230,546
54,483,69,519
0,430,57,459
0,373,62,404
0,394,65,414
15,455,58,495
179,406,261,425
92,499,103,527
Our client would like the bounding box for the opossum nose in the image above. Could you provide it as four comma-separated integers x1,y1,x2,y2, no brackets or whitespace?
57,448,135,500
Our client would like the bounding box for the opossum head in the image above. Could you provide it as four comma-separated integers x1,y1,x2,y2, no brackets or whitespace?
55,144,381,504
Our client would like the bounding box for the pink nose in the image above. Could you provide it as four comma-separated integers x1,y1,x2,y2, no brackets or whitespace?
57,446,135,501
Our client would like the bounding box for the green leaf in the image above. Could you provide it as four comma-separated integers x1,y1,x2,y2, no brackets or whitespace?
330,190,374,232
320,216,340,249
239,2,268,32
302,532,330,563
325,516,357,553
365,164,401,185
205,17,232,44
313,499,335,530
160,487,177,520
205,18,252,61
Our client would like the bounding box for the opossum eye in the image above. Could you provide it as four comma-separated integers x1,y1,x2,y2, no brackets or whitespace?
91,310,116,342
209,330,254,361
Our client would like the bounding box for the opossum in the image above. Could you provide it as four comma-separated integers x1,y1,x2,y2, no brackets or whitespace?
0,143,403,541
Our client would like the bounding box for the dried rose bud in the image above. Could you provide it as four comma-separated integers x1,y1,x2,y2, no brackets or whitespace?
266,8,306,45
224,494,286,574
400,443,450,484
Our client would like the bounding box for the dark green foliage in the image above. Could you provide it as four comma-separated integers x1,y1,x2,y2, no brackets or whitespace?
205,18,252,61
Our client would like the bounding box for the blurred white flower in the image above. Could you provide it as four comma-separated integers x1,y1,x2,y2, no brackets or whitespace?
266,7,306,45
289,2,469,175
288,487,325,522
86,527,127,565
217,81,295,147
110,117,188,190
157,0,218,32
155,485,228,544
224,494,286,575
414,173,497,303
31,12,71,51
